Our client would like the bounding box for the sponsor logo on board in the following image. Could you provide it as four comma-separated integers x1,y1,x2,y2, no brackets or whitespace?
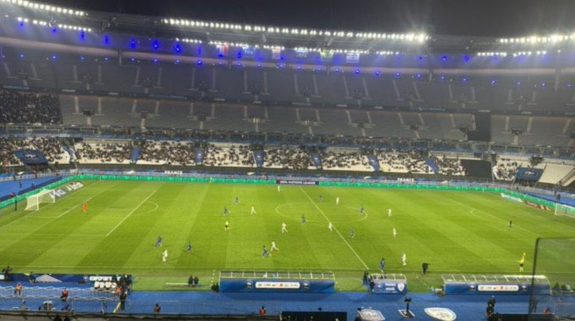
255,281,301,289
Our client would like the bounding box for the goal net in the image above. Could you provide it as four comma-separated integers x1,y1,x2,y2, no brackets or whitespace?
24,189,56,211
554,203,575,218
530,238,575,319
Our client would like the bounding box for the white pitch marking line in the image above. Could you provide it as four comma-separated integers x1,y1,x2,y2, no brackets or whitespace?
106,190,158,237
468,207,539,236
57,197,95,218
299,187,369,270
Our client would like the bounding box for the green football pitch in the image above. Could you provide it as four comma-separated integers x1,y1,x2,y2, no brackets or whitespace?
1,180,574,292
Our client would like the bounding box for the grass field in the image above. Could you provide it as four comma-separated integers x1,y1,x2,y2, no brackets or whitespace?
1,180,574,292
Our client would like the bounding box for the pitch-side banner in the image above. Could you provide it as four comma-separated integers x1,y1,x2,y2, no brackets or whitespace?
255,281,301,289
220,278,335,293
444,281,550,295
276,179,318,186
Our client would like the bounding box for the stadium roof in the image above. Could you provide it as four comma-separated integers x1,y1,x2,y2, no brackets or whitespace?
2,0,575,58
29,0,575,38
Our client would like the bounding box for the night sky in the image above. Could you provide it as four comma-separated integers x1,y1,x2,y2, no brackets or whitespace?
40,0,575,37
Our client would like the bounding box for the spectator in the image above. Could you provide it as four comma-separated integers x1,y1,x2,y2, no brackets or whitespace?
119,290,127,311
60,288,69,302
259,305,266,316
2,266,12,281
153,303,161,314
0,90,61,124
14,282,23,296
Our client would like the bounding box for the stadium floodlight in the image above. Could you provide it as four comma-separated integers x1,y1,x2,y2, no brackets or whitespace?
209,40,250,48
57,23,92,32
353,31,428,42
16,15,92,32
510,50,546,57
476,52,508,57
499,32,575,45
376,50,401,56
263,45,285,50
1,0,86,16
177,38,202,44
32,19,45,26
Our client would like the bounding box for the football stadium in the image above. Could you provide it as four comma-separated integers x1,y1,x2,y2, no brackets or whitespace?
0,0,574,320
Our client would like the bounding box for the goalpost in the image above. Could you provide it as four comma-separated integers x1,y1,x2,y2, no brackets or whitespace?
24,189,56,211
554,203,575,219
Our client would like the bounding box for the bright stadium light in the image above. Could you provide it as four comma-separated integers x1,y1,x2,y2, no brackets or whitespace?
57,23,92,32
19,16,91,31
499,32,575,45
177,38,202,44
161,15,428,43
1,0,86,16
476,52,508,57
510,50,546,57
376,50,401,56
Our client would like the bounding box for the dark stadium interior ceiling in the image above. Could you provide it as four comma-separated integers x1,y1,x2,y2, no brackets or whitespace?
37,0,575,37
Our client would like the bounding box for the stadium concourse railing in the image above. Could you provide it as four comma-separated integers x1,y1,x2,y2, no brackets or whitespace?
0,170,560,211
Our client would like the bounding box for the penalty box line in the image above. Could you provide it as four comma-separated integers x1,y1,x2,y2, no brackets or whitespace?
106,189,158,237
299,187,369,270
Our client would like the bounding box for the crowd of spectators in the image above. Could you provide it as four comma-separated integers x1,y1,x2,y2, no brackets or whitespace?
0,137,19,166
494,158,526,181
75,142,131,164
378,151,432,174
321,150,371,171
0,137,68,166
0,90,61,124
203,144,254,167
0,136,527,180
137,141,197,166
433,155,465,176
264,147,312,170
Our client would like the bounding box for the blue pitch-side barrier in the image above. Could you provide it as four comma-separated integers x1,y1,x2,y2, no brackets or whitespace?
366,274,408,295
219,272,336,293
528,192,575,207
219,279,335,293
0,176,62,202
442,274,551,296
